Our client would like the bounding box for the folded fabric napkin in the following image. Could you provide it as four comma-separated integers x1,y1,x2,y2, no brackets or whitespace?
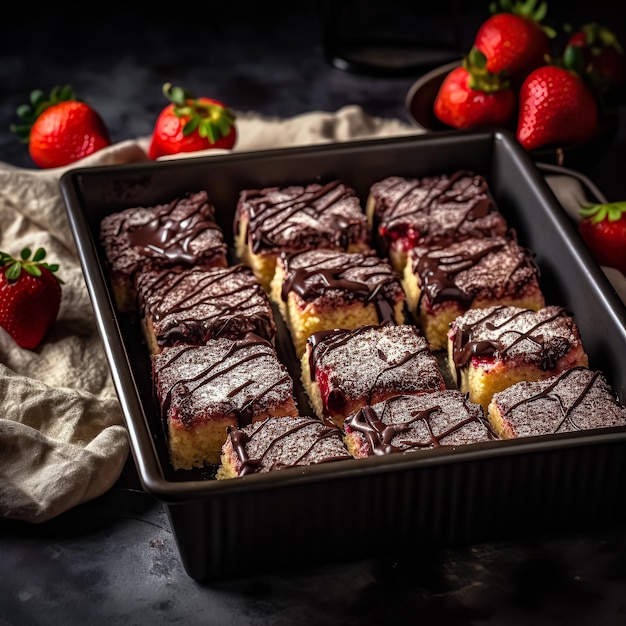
0,105,420,523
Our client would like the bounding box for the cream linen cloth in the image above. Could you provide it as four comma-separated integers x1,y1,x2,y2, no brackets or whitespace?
0,105,420,523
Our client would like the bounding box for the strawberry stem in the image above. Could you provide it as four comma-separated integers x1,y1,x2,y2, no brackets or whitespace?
579,201,626,224
0,247,63,284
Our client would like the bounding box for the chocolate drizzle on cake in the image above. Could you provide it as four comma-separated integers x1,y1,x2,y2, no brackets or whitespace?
450,305,573,382
153,333,292,428
345,392,492,455
280,249,402,324
347,404,441,455
237,180,368,253
227,417,350,476
306,323,438,418
372,171,505,246
137,265,276,346
414,236,538,308
491,367,626,437
502,367,601,431
124,191,223,264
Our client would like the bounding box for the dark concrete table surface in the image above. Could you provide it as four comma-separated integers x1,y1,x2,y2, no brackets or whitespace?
1,3,626,624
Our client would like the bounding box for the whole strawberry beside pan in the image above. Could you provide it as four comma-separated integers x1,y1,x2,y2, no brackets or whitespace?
148,83,237,159
10,85,111,169
578,202,626,277
516,62,598,151
0,247,63,350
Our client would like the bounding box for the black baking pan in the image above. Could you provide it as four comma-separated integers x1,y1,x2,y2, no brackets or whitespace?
60,129,626,581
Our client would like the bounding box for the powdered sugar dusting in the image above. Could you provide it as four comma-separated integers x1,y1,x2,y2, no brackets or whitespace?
153,337,295,427
230,416,351,474
313,324,443,402
492,367,626,437
345,391,493,455
137,264,276,344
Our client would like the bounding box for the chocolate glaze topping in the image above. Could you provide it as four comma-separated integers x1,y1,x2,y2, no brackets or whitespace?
227,416,351,476
236,180,368,254
306,323,443,418
279,249,403,323
100,190,227,276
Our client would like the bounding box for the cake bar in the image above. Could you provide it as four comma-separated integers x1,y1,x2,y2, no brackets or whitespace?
100,190,228,313
343,391,493,458
152,333,299,470
402,234,545,350
301,323,445,427
487,367,626,439
216,415,352,479
234,180,371,292
270,248,407,357
136,264,277,354
448,305,590,411
366,171,508,273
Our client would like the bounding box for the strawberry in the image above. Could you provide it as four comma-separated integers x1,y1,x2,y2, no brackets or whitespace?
148,83,237,159
578,202,626,276
564,23,626,96
516,64,598,151
473,0,554,88
433,48,517,130
10,85,111,169
0,247,63,350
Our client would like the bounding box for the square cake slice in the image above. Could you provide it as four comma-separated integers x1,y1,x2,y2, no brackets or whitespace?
447,305,590,412
366,171,507,273
270,248,407,357
137,264,277,354
487,367,626,439
234,180,371,292
402,235,545,350
152,333,299,470
343,391,494,458
216,416,352,479
100,190,228,313
301,323,445,427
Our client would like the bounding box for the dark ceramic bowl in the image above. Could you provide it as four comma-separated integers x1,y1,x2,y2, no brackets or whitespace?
405,61,618,172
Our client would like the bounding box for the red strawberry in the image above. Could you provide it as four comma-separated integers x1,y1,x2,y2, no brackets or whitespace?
433,48,516,130
148,83,237,159
578,202,626,276
11,85,111,169
516,65,598,151
565,23,626,95
473,0,554,88
0,247,63,350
